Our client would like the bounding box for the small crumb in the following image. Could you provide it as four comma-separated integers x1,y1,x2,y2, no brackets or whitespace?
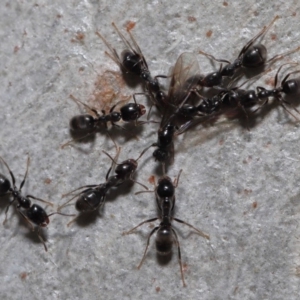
244,189,252,195
126,21,136,31
292,12,296,17
206,30,213,38
188,16,196,22
155,287,160,293
270,34,276,41
79,66,85,72
76,32,85,40
44,178,51,185
57,14,62,18
14,46,20,53
252,201,257,209
223,1,228,6
148,175,155,185
265,76,275,87
20,272,27,280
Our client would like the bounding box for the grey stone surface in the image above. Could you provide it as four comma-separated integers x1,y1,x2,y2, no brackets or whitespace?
1,0,300,299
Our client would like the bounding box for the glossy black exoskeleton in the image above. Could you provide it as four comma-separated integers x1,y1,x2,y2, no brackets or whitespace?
0,156,71,251
123,171,209,287
198,16,300,87
96,23,167,109
59,145,150,226
69,95,146,133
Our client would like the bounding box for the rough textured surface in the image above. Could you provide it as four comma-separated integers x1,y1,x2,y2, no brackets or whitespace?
1,1,300,299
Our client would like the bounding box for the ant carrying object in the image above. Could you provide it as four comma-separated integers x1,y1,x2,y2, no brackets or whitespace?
62,94,146,148
58,143,150,226
123,170,210,287
151,52,203,172
198,15,300,87
0,156,73,251
96,23,167,109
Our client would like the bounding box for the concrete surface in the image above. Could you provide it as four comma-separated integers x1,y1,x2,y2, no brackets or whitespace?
1,0,300,299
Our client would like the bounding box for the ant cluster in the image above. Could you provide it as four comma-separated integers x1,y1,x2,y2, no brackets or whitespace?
1,16,300,286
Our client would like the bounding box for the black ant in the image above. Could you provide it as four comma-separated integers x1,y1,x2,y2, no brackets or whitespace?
123,170,209,287
198,16,300,87
58,144,150,226
151,52,203,172
0,156,73,251
62,94,146,148
219,63,300,121
96,23,167,109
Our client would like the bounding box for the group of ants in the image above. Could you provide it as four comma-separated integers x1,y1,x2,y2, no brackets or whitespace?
1,16,300,286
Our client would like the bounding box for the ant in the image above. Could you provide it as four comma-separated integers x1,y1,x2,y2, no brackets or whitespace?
62,94,146,148
198,16,300,87
96,23,167,109
220,63,300,120
58,143,150,226
0,156,73,251
123,170,210,287
151,52,203,172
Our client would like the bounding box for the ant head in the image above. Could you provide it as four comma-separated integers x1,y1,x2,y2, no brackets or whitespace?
0,174,11,195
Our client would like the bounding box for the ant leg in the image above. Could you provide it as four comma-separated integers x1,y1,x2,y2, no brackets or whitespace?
36,226,48,252
198,50,230,64
238,16,279,57
276,95,300,120
135,189,154,196
66,215,80,227
59,187,97,211
19,157,30,190
26,195,54,207
95,31,123,68
122,217,158,235
60,130,97,149
267,46,300,66
137,226,159,270
17,208,35,231
173,217,210,240
70,95,100,117
0,155,16,186
171,228,186,287
3,199,15,225
173,169,183,188
281,69,300,87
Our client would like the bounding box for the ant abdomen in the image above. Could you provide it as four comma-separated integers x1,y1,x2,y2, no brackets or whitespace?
282,78,300,95
120,103,146,122
70,115,95,131
0,174,11,195
75,188,107,212
156,226,173,255
26,204,50,227
242,44,267,68
121,50,143,74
